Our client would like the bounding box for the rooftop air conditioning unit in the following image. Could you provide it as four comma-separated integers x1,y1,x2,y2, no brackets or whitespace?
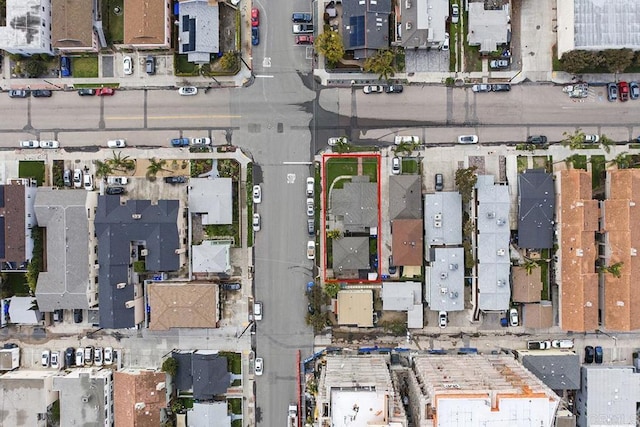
632,248,637,256
406,21,412,30
434,220,442,228
497,280,505,287
496,218,506,226
125,300,135,309
497,249,506,256
449,263,458,270
487,212,496,219
576,249,584,256
135,402,146,410
141,249,149,256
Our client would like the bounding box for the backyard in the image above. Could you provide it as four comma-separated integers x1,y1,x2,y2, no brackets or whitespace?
101,0,124,44
18,161,45,185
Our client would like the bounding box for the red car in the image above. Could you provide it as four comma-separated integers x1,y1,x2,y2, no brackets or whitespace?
96,87,115,96
618,81,629,101
295,35,314,44
251,8,259,27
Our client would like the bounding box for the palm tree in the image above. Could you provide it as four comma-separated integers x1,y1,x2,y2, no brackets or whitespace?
523,259,539,275
108,151,135,173
561,129,586,150
608,152,630,169
363,49,396,81
146,158,168,180
333,138,352,154
601,261,624,278
599,134,614,154
94,160,112,178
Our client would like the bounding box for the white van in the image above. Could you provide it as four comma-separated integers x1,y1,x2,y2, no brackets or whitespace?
551,339,574,349
394,135,419,145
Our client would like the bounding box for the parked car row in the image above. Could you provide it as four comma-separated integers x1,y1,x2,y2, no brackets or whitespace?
472,84,511,92
363,84,404,94
526,339,575,350
292,12,313,36
8,89,52,98
252,7,260,45
19,140,59,149
169,136,211,146
44,346,114,369
584,345,603,364
607,81,640,102
62,168,93,190
122,55,156,75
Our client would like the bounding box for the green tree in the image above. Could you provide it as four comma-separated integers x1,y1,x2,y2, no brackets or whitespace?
600,48,634,73
364,50,396,81
161,357,178,376
600,261,623,278
599,134,615,154
146,157,168,180
560,50,601,73
608,152,631,169
561,128,586,150
219,52,239,71
393,141,419,156
326,229,342,239
523,259,539,275
454,166,478,203
23,60,47,78
94,160,112,178
107,151,135,172
332,137,352,154
324,282,341,298
314,31,345,66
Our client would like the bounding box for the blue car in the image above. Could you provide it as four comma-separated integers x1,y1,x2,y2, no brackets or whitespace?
60,57,71,77
252,27,259,46
170,138,189,147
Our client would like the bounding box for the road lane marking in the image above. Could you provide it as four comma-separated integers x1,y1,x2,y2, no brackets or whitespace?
106,115,241,120
287,173,296,183
255,75,274,78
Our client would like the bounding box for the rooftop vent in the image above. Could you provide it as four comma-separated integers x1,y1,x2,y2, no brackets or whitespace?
406,21,412,30
434,213,442,220
132,214,142,219
434,220,442,228
487,212,496,219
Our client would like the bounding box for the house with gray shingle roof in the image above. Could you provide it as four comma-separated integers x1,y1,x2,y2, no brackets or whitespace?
95,196,180,329
389,175,422,220
518,169,555,249
172,350,231,400
341,0,392,59
34,189,93,312
333,237,370,276
331,176,378,233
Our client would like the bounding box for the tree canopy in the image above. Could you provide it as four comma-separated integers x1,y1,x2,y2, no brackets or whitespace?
314,31,345,66
363,50,396,81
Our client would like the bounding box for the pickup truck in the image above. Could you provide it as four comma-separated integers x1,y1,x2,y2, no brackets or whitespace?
107,176,128,185
527,340,551,350
170,137,189,147
287,404,298,427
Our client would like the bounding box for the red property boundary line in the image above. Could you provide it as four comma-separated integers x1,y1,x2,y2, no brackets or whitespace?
321,152,382,284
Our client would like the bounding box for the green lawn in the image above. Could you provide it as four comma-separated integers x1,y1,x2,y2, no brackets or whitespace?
175,54,199,76
591,155,606,190
219,352,242,374
326,158,358,191
71,56,99,78
516,156,528,174
532,156,548,169
19,161,45,185
361,157,378,182
228,398,242,414
102,0,124,44
464,44,482,72
401,158,419,174
246,164,254,248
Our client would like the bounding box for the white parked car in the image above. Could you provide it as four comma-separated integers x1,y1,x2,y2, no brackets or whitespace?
83,173,94,191
451,3,459,24
509,308,519,327
584,134,600,143
252,185,262,204
328,136,349,146
394,135,419,145
254,301,263,321
19,140,39,148
39,140,59,149
307,240,315,260
438,311,448,328
123,56,133,75
104,347,113,365
94,347,103,366
178,86,198,96
252,213,261,232
391,157,401,175
75,348,84,366
107,176,129,185
363,85,384,94
551,339,574,349
107,139,126,148
190,137,211,146
73,169,83,188
442,32,450,51
306,177,314,197
41,350,50,368
50,351,59,369
255,357,263,376
457,135,479,144
471,84,492,93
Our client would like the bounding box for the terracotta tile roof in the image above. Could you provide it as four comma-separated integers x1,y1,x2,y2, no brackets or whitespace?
559,170,599,332
147,283,218,330
602,169,640,331
511,266,542,303
124,0,168,45
52,0,94,49
114,370,166,427
391,219,423,266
